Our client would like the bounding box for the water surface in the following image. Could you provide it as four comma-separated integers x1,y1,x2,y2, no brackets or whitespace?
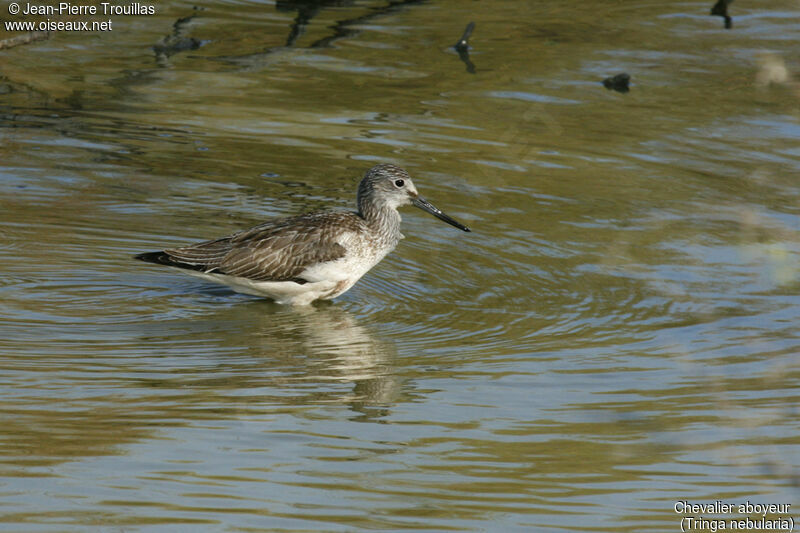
1,0,798,531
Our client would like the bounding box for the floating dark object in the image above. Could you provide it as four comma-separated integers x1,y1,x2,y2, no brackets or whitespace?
603,73,630,93
453,22,476,74
710,0,733,29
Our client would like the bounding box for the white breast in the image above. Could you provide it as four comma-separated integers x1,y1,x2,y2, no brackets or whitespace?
297,230,399,297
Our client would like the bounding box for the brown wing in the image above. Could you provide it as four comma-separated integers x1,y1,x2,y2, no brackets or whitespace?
161,212,354,282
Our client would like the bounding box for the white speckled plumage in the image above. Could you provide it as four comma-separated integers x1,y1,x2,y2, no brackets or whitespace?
136,164,470,305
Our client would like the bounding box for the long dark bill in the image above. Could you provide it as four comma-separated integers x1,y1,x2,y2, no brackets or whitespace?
412,196,471,232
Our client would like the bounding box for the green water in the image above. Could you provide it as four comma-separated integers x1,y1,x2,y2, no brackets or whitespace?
0,0,798,531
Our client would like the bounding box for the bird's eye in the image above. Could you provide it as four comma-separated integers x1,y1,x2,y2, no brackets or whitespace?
394,179,405,188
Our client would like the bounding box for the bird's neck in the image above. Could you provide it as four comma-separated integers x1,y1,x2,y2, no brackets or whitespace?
359,201,402,240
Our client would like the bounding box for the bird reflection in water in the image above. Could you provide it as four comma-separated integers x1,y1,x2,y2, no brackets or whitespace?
453,22,476,74
197,299,405,418
291,305,402,417
276,0,425,48
710,0,733,29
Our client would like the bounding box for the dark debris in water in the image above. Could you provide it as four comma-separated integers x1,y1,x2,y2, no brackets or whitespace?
710,0,733,29
153,7,207,64
603,73,630,93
